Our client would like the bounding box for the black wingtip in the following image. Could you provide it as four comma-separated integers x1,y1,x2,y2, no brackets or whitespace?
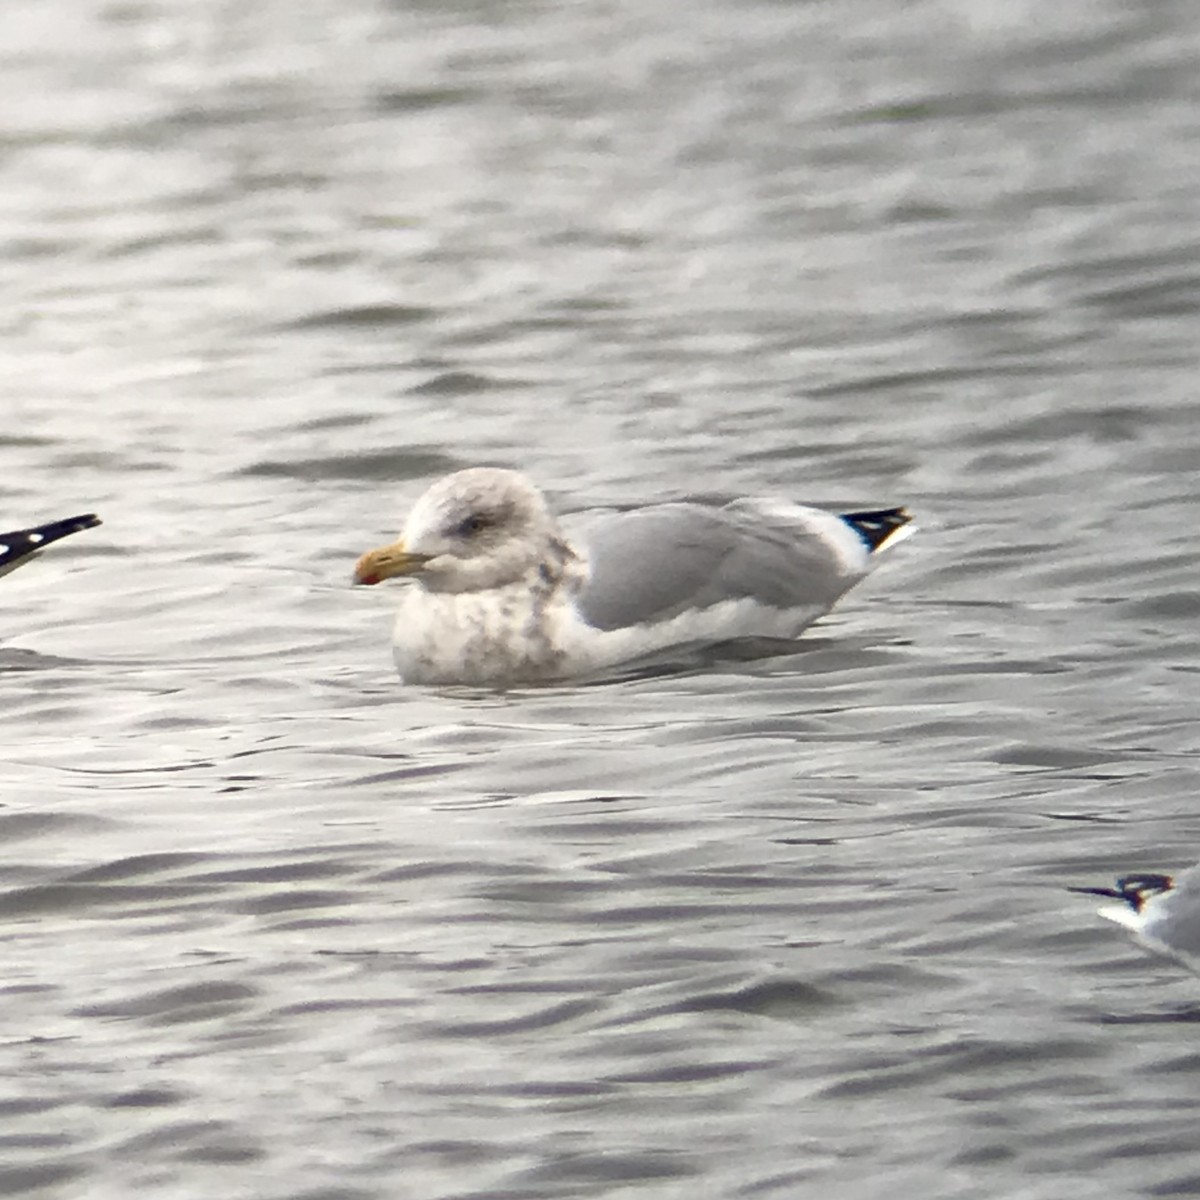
58,514,102,534
840,506,913,552
0,513,102,573
11,514,103,542
1068,885,1126,900
1070,874,1175,912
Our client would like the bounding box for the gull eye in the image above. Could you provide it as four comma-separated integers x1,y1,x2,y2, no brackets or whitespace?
452,513,491,538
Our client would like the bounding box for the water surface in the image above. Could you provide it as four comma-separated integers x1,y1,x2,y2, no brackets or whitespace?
2,1,1200,1196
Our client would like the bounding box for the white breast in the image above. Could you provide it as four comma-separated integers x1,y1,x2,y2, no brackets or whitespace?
390,580,587,685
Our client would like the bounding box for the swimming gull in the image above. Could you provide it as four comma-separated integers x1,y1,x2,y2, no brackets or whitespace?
1072,867,1200,973
354,467,913,685
0,514,101,580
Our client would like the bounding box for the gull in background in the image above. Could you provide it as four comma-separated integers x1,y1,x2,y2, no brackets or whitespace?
1072,866,1200,973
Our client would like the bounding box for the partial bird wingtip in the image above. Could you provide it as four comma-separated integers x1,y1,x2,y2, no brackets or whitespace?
840,506,915,553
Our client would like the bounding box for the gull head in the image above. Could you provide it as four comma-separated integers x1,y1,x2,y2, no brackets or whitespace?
354,467,563,593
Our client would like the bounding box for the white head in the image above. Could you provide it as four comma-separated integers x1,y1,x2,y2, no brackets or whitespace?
354,468,564,593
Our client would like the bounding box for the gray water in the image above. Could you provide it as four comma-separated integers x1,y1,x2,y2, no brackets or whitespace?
2,0,1200,1196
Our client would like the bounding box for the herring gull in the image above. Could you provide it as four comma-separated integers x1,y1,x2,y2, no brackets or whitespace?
354,468,912,685
1071,868,1200,974
0,514,101,580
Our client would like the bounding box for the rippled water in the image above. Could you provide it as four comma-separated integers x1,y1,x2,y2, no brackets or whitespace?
3,0,1200,1195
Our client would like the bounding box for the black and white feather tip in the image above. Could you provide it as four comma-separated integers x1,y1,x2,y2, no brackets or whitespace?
0,514,102,580
1071,868,1200,973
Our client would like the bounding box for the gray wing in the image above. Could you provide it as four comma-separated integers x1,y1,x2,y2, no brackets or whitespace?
569,502,856,632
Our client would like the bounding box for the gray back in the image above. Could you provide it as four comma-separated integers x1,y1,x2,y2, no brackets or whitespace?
571,502,856,632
